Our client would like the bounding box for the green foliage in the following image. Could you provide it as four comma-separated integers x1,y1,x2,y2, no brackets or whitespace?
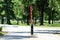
0,0,60,25
36,0,48,11
0,26,2,31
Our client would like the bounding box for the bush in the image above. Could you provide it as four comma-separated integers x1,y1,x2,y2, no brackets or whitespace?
0,33,4,36
0,26,2,31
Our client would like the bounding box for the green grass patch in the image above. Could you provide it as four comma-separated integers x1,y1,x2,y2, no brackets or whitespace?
44,22,60,27
3,20,60,27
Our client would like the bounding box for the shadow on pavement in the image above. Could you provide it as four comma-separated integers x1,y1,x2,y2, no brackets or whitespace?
8,30,60,34
35,30,60,34
3,35,36,40
1,30,60,40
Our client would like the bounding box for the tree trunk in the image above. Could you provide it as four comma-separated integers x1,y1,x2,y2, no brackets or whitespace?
48,16,51,24
40,6,44,25
17,20,19,25
7,18,11,25
48,8,52,24
1,16,4,24
27,19,29,25
52,10,55,24
26,16,29,25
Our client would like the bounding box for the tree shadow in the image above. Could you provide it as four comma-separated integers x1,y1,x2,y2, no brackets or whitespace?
1,30,60,40
3,35,37,40
35,30,60,34
9,29,60,34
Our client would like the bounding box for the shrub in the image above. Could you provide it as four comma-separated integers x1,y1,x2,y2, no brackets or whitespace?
0,26,2,31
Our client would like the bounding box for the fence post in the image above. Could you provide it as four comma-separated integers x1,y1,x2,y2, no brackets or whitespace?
30,5,33,35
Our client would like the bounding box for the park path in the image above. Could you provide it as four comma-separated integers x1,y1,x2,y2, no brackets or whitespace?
0,24,60,40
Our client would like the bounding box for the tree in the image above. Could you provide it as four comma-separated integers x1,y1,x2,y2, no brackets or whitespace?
47,0,59,24
4,0,16,24
0,0,16,24
22,0,33,25
36,0,48,25
0,0,4,24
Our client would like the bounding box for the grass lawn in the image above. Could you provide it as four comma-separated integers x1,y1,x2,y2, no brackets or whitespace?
11,21,60,27
1,20,60,27
44,22,60,27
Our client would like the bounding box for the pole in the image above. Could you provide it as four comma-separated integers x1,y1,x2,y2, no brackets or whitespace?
30,5,33,35
31,24,33,35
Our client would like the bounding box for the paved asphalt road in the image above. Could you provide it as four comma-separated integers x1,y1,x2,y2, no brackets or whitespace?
0,24,60,40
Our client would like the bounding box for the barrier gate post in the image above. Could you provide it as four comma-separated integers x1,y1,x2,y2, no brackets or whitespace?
30,5,33,35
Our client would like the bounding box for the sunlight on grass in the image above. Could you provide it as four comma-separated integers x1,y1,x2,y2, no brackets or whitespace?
3,20,60,27
43,22,60,27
